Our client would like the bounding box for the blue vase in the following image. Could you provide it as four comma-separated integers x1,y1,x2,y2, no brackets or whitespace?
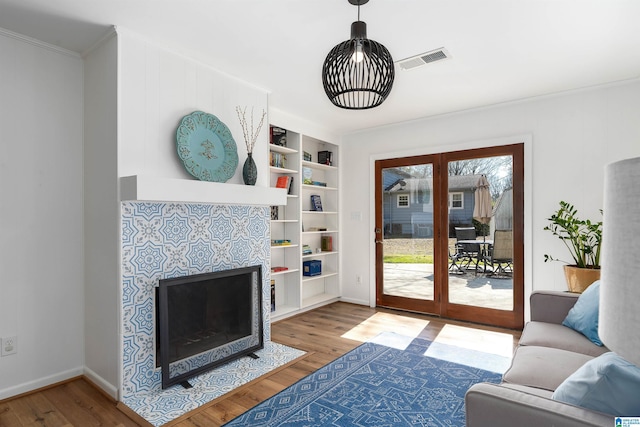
243,152,257,185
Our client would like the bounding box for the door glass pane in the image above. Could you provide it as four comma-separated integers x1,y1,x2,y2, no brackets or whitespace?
382,164,434,301
447,156,514,310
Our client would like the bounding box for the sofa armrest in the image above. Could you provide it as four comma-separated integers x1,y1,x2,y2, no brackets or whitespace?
530,290,579,324
466,383,612,427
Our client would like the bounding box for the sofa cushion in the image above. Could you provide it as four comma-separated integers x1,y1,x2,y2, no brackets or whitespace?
562,280,603,346
503,345,593,391
519,322,609,357
552,352,640,416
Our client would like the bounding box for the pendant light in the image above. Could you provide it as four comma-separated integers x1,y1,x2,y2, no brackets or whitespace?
322,0,395,110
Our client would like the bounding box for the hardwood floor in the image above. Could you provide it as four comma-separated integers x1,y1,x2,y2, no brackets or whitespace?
0,302,521,427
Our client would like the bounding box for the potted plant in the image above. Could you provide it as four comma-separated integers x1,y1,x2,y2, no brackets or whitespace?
544,201,603,292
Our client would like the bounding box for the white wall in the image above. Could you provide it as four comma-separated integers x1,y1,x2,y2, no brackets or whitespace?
0,29,84,399
83,32,119,398
340,80,640,318
117,28,270,185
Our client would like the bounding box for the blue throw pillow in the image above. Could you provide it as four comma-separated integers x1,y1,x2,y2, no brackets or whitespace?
562,280,602,346
552,352,640,416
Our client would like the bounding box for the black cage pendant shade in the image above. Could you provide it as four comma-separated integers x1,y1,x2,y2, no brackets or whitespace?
322,0,395,110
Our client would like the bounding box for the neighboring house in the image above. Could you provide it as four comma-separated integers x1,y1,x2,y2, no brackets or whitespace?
383,173,483,237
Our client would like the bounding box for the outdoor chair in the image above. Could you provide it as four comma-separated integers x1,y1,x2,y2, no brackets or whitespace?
454,227,481,271
448,245,466,274
488,229,513,277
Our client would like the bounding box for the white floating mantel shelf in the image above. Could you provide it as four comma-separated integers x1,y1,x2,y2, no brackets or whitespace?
120,175,287,206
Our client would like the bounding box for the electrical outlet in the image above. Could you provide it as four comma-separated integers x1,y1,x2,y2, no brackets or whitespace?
1,336,17,356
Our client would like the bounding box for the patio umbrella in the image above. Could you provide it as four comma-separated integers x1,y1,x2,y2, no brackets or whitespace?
473,175,492,240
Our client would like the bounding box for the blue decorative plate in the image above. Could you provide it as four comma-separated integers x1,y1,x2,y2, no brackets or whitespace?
176,111,239,182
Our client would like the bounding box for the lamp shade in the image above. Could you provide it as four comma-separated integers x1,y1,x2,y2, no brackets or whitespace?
322,21,395,109
599,156,640,366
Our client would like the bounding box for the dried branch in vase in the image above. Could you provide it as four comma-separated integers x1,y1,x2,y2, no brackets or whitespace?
235,106,266,154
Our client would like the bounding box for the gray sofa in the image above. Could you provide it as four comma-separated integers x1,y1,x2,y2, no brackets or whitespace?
465,290,613,427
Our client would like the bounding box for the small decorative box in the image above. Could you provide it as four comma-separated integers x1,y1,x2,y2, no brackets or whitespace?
303,260,322,276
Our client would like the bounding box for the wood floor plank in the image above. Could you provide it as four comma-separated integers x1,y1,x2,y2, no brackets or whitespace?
0,401,23,427
8,392,71,426
42,380,138,427
1,302,521,427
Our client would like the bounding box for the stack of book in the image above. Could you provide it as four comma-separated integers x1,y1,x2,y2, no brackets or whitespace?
270,152,287,168
302,244,312,255
271,239,291,246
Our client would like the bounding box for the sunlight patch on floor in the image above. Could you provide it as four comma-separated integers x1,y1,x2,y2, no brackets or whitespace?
341,312,430,343
432,324,514,358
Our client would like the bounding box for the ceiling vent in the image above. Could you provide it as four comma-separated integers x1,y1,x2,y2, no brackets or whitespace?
396,48,450,71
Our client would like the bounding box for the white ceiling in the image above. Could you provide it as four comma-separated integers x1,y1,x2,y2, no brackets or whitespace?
1,0,640,135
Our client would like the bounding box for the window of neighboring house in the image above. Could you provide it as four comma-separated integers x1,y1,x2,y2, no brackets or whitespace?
397,194,409,208
449,192,463,209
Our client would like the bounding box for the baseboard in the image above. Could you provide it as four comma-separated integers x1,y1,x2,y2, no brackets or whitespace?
0,366,84,401
338,297,370,306
83,366,119,400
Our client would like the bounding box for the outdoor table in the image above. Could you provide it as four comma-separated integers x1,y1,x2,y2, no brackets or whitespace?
458,239,494,273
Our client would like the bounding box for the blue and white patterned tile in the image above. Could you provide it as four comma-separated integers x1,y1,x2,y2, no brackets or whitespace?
121,341,304,427
159,213,191,247
120,200,286,416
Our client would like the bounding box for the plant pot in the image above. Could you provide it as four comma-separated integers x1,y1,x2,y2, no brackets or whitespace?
242,152,257,185
563,265,601,293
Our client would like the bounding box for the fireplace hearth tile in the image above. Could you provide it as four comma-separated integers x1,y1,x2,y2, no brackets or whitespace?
121,341,304,426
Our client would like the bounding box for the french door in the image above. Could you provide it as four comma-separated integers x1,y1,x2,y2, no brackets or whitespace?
375,144,524,329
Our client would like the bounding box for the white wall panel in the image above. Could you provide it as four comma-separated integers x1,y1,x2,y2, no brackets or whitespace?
83,32,119,398
0,29,84,399
117,29,270,187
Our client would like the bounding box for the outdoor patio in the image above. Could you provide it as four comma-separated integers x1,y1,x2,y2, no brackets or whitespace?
383,262,513,311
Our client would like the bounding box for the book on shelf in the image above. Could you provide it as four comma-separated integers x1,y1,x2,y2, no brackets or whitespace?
302,166,313,185
271,239,291,246
318,150,333,166
302,244,312,255
311,194,323,211
303,151,312,161
271,266,289,272
275,175,294,194
307,227,327,232
270,152,287,168
321,235,333,252
270,205,279,220
270,279,276,312
270,126,287,147
311,181,326,187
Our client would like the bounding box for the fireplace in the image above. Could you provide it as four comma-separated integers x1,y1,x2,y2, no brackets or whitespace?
155,265,263,389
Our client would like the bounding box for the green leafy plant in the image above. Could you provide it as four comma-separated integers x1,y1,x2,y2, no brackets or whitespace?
544,201,602,268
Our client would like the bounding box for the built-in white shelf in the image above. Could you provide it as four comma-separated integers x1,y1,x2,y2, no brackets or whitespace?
269,144,298,155
302,251,338,259
271,244,299,250
302,272,338,282
302,160,337,172
120,175,287,206
302,211,338,215
271,268,300,276
269,166,298,174
302,184,337,191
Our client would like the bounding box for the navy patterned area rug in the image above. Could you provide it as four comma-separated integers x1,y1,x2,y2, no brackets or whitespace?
223,337,503,427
